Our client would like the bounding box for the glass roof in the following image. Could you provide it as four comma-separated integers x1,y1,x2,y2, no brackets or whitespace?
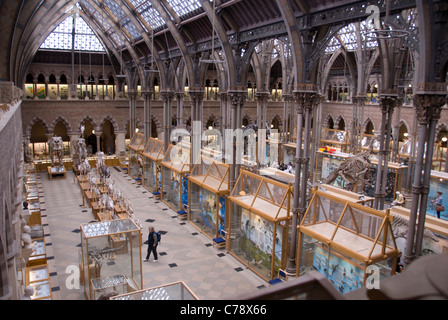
40,10,105,52
166,0,202,18
325,21,377,54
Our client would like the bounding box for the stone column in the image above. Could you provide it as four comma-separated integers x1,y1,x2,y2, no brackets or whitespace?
403,88,446,266
160,91,175,150
227,90,247,188
374,95,397,210
95,131,102,153
256,92,269,130
142,90,153,143
128,89,138,141
176,91,185,128
56,80,61,100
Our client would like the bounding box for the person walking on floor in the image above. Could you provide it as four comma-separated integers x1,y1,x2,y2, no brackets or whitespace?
144,226,158,262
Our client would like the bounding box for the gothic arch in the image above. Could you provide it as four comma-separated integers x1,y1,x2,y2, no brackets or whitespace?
323,114,334,128
49,116,72,135
79,116,97,132
25,116,50,137
204,114,220,129
334,115,346,130
100,116,119,133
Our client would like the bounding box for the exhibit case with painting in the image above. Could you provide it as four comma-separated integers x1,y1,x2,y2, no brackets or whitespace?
315,150,351,188
142,138,165,194
228,170,292,282
427,170,448,221
128,132,145,179
296,188,400,294
79,219,142,300
188,155,230,240
161,143,191,212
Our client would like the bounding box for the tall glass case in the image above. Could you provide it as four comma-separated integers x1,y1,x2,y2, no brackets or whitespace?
142,138,165,194
128,132,145,179
80,219,142,300
228,170,292,282
296,188,400,294
188,155,230,240
161,144,191,212
320,128,351,153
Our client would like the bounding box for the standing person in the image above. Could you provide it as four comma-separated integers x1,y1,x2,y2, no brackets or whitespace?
431,192,444,219
144,226,158,262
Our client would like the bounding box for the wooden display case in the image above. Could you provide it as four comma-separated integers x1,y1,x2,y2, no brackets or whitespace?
188,155,230,240
27,238,47,267
228,169,293,282
296,187,400,293
47,165,66,179
25,264,52,300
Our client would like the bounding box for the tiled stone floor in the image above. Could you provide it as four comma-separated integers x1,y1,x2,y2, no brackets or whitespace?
36,167,268,300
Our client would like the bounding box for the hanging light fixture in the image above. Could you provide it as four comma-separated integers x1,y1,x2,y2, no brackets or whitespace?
200,0,223,64
144,30,159,74
116,47,127,78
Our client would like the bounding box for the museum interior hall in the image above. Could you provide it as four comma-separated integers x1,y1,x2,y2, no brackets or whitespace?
0,0,448,301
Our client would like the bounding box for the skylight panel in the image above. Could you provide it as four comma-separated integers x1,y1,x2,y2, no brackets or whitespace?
166,0,202,18
40,14,104,52
138,3,166,30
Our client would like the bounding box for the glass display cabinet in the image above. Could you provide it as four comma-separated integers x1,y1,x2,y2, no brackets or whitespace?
160,143,191,212
142,138,165,194
360,133,380,154
128,132,145,179
27,238,47,267
264,138,282,168
320,128,351,153
228,169,293,282
364,159,407,202
110,281,199,300
80,219,142,300
282,142,297,173
315,150,351,188
296,187,400,294
188,155,230,240
25,264,52,300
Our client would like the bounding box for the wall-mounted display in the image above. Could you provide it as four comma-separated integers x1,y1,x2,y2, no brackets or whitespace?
79,219,142,300
297,188,400,294
228,170,292,282
189,155,230,240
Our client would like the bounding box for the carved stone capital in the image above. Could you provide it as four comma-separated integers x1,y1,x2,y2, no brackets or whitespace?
189,90,205,105
160,91,175,103
228,91,247,106
378,95,398,114
413,94,446,124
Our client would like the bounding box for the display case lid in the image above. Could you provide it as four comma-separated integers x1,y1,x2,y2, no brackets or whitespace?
189,155,230,193
81,218,140,238
161,143,191,173
142,137,165,161
229,169,292,221
299,188,399,264
321,128,350,145
129,132,145,151
110,281,198,300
